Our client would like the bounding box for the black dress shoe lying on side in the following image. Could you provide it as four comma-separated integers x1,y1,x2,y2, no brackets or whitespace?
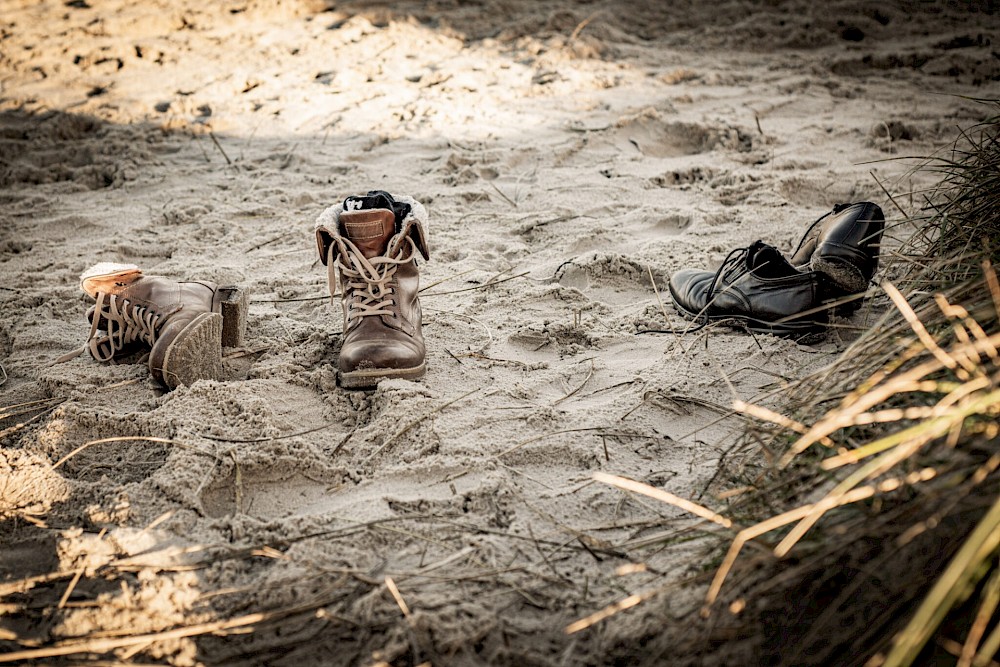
669,240,826,337
791,201,884,295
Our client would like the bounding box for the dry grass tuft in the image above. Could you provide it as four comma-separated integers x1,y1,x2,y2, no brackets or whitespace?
575,100,1000,667
716,98,1000,667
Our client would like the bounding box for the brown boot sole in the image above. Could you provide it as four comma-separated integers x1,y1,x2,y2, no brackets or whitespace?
156,286,250,389
339,363,426,389
158,313,225,389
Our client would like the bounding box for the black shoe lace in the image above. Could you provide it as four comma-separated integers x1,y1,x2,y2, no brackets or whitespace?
637,245,753,336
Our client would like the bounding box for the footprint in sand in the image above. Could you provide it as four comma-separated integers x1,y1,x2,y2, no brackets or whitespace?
605,111,755,158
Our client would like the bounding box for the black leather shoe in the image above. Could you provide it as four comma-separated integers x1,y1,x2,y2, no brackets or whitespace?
790,202,884,294
669,241,826,337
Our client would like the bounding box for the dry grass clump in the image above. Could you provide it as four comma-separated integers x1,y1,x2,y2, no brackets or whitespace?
715,99,1000,667
581,101,1000,667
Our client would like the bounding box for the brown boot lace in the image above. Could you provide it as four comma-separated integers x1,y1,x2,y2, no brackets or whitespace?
88,292,163,361
331,236,418,328
56,292,163,364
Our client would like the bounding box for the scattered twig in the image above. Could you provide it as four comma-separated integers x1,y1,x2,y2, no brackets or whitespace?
732,400,834,447
384,576,411,618
553,359,595,406
486,180,518,207
0,397,66,421
647,265,680,348
53,437,219,469
208,131,232,166
199,420,342,444
496,461,555,490
421,271,530,297
870,169,909,220
569,11,602,42
496,426,617,458
565,573,705,634
0,595,338,663
252,295,328,303
0,402,64,440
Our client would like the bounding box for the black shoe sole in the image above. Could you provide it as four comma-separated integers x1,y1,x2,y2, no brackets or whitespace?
672,301,826,339
812,253,869,294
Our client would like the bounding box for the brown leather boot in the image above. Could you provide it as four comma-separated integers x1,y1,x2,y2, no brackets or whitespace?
315,194,429,388
69,263,249,389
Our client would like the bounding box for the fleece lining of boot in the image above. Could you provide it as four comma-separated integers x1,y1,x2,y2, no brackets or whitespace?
80,262,141,283
315,193,428,262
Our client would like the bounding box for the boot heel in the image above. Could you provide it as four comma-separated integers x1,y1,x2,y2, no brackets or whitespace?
811,253,867,294
218,286,250,347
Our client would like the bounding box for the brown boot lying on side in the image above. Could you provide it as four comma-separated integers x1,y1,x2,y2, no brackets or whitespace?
61,262,249,390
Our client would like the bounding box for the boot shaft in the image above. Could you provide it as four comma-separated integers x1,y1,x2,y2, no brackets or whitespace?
82,264,218,322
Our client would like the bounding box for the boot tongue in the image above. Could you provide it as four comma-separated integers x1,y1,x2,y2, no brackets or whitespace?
339,209,396,259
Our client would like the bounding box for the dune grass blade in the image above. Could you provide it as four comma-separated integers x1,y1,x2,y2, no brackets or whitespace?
975,619,1000,667
882,493,1000,667
961,567,1000,667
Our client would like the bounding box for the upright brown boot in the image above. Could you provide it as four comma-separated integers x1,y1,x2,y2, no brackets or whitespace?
315,193,429,388
69,263,249,389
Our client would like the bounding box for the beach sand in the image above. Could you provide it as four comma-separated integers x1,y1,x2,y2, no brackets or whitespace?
2,1,998,663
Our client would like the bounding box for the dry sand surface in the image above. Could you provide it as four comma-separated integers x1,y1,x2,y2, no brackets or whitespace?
2,0,999,664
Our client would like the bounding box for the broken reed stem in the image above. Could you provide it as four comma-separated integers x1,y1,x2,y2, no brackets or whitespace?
384,576,411,618
593,472,733,529
732,399,834,447
421,271,530,296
